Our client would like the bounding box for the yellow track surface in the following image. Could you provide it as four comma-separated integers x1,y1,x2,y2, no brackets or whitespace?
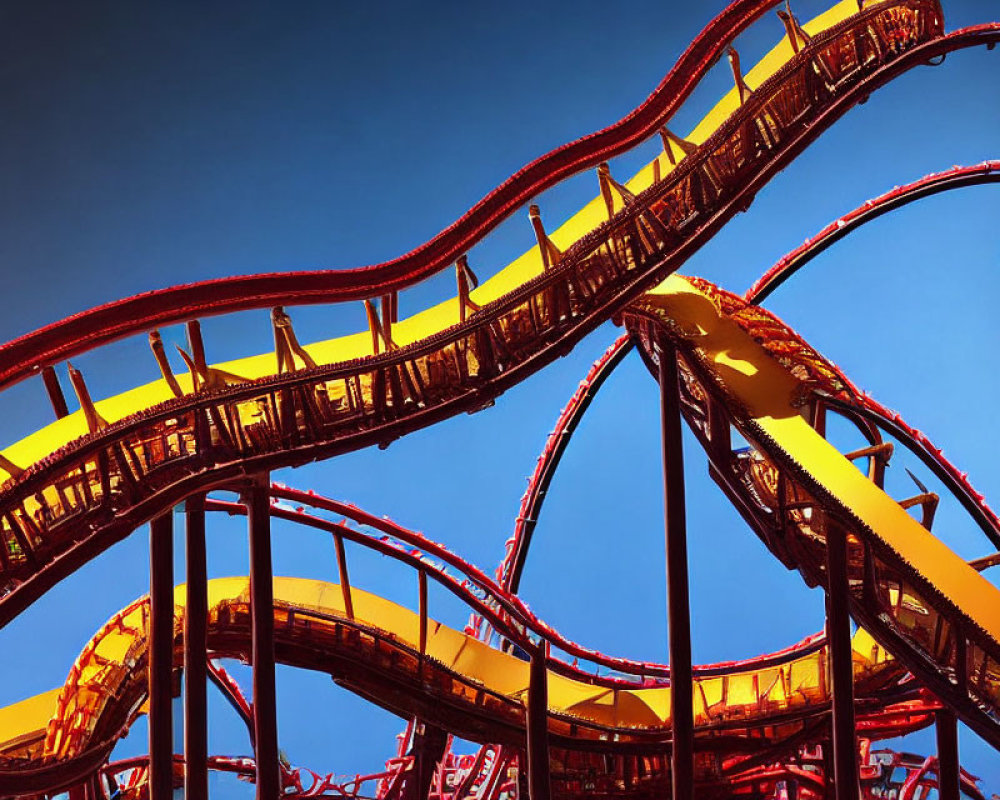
636,274,1000,660
0,576,896,765
0,1,863,484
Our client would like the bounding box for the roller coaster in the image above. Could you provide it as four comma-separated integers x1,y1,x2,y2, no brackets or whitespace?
0,1,997,798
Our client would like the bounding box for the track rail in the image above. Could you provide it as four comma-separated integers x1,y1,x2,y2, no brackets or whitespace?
0,0,789,393
0,485,941,796
745,160,1000,304
741,159,1000,548
3,1,981,630
623,276,1000,748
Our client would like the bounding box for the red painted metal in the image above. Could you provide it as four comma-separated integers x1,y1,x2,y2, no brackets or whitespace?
936,709,960,800
246,478,280,800
148,512,174,800
5,9,994,637
0,0,789,393
825,523,859,800
183,495,209,800
745,161,1000,304
526,643,552,800
1,4,999,798
658,337,694,800
41,365,69,419
498,334,633,597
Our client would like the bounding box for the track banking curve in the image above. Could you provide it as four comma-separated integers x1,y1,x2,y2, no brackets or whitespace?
741,159,1000,548
2,0,992,630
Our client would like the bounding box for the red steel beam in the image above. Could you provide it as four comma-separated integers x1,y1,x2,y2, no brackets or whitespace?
658,338,694,800
936,709,960,800
526,643,552,800
148,512,174,800
825,522,859,800
184,494,209,800
41,366,69,419
246,478,280,800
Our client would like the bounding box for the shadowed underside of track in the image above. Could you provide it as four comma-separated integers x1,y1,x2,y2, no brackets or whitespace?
1,0,977,631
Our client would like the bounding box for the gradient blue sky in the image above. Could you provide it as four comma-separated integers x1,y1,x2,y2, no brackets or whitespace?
0,1,997,795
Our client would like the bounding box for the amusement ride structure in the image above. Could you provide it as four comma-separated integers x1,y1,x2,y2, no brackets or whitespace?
0,1,998,799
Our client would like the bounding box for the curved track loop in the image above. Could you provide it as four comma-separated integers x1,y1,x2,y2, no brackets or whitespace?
623,275,1000,749
0,482,944,797
3,481,991,797
497,334,633,597
745,160,1000,305
742,159,1000,547
6,2,993,632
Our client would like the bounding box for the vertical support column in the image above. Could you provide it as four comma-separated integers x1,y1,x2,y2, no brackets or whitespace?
658,339,695,800
935,709,960,800
825,523,859,800
246,477,280,800
526,643,552,800
148,512,175,800
42,366,69,419
184,495,209,800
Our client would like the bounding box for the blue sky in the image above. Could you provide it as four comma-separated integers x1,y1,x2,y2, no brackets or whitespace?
0,0,997,795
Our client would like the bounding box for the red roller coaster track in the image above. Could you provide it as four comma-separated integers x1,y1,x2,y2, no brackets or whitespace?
0,2,998,799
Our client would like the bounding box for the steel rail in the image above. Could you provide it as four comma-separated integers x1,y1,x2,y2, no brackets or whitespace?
622,279,1000,748
0,3,969,630
0,0,787,393
0,477,972,795
499,334,633,596
739,160,1000,548
0,582,867,795
257,485,837,683
745,161,1000,304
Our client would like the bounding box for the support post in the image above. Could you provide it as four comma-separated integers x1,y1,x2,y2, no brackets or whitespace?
825,523,859,800
658,338,695,800
401,723,448,800
246,478,280,800
184,495,209,800
42,366,69,419
935,709,960,800
148,512,174,800
526,643,551,800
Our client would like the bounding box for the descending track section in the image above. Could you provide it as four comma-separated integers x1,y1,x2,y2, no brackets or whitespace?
5,1,993,633
623,274,1000,748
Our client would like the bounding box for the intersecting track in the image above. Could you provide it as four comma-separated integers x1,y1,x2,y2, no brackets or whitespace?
0,1,998,798
0,484,977,796
1,0,993,628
